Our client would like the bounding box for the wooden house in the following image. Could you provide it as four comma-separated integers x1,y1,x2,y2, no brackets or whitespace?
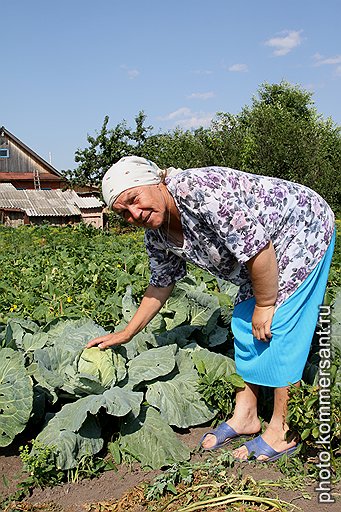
0,126,66,189
0,126,104,228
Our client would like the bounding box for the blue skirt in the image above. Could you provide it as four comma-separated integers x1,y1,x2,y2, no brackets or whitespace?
231,231,336,387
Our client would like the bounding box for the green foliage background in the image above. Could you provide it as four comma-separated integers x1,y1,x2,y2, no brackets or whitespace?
65,82,341,214
0,224,148,326
0,222,340,327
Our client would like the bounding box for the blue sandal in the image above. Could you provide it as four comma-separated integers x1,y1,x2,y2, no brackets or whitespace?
236,435,299,462
200,422,245,451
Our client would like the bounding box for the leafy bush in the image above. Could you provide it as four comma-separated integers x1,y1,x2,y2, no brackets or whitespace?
196,363,245,421
19,441,64,488
0,225,148,326
287,287,341,455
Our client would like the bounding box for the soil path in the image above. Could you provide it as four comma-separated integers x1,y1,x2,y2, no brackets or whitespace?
1,428,339,512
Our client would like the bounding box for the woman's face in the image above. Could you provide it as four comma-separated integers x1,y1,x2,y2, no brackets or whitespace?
112,185,167,229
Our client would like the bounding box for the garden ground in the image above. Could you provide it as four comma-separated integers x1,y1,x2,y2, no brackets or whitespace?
1,426,340,512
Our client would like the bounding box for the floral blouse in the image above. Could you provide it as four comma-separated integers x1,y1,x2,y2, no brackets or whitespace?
144,167,335,306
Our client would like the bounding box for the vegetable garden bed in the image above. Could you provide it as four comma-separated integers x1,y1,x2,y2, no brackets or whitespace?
0,224,340,511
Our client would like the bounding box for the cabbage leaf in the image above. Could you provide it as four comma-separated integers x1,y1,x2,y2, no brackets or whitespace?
119,406,190,469
146,349,216,428
0,348,33,446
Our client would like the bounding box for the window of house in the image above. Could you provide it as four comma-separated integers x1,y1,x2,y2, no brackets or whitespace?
0,148,9,158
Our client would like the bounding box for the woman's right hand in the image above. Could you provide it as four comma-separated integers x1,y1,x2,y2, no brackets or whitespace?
86,330,131,350
86,284,174,350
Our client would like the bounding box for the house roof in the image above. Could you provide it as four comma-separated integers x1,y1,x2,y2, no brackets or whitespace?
61,190,103,209
0,126,64,178
0,184,101,217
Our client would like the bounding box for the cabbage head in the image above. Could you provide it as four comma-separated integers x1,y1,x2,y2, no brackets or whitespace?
77,347,119,389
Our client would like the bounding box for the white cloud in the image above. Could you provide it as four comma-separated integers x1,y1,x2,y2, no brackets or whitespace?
191,69,213,75
313,53,341,66
127,69,139,79
187,92,215,100
302,82,325,92
228,63,248,72
163,107,192,120
265,30,303,56
120,65,140,79
160,107,213,129
312,54,341,77
178,113,213,129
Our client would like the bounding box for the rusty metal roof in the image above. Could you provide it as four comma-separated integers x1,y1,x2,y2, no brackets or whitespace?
0,184,81,217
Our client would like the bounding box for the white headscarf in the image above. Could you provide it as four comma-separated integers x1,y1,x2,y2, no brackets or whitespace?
102,155,181,209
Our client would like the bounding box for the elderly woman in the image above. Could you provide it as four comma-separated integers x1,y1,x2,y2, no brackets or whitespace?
88,156,335,462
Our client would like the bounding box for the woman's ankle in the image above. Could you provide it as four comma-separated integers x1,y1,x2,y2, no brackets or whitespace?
228,412,261,434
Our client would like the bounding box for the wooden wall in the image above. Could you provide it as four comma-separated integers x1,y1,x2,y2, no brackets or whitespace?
81,209,103,229
0,211,82,227
0,210,25,227
0,134,52,175
7,179,63,190
29,215,81,226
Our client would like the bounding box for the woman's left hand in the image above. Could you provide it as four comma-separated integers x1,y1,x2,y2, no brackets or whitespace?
252,304,275,342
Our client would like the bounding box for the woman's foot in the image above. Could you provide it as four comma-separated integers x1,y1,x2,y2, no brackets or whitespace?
232,425,297,460
201,415,261,450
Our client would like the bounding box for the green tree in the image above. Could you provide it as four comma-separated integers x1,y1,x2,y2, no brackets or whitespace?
144,127,214,169
130,111,153,155
215,82,341,212
65,82,341,213
64,111,152,187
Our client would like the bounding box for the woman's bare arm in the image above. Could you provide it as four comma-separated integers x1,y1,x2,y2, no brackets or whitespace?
87,283,175,349
246,241,278,341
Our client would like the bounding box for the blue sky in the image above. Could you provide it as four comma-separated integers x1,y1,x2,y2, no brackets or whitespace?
2,0,341,171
